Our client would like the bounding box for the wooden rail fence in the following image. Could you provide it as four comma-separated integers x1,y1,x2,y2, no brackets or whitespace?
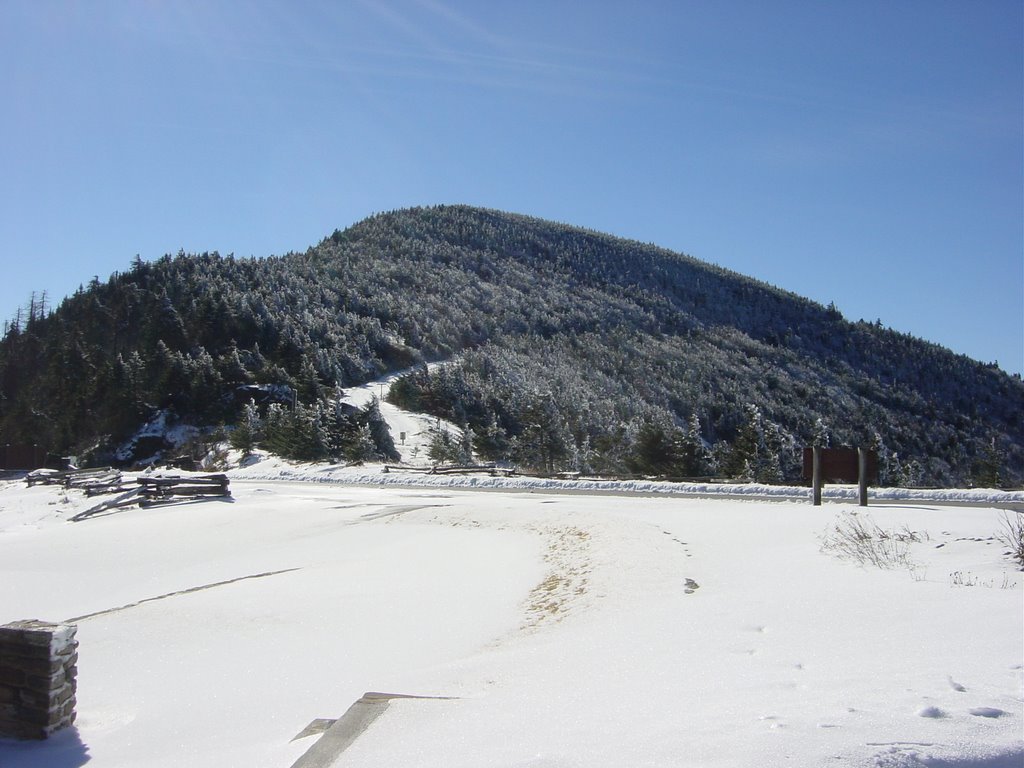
136,474,231,506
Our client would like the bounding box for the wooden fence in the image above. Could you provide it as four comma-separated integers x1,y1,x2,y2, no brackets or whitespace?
136,474,231,505
26,467,125,494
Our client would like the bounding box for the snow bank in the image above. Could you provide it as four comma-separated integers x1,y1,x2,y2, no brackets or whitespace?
230,454,1024,507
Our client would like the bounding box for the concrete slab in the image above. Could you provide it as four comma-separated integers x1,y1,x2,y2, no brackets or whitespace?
289,693,456,768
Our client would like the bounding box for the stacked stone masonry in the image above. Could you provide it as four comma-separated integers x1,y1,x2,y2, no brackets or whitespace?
0,620,78,740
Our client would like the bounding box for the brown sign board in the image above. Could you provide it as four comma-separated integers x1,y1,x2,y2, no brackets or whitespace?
802,447,879,484
1,444,49,471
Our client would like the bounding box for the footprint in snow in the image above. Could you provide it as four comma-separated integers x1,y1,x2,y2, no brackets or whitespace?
683,578,699,594
969,707,1008,718
947,676,966,692
916,706,946,718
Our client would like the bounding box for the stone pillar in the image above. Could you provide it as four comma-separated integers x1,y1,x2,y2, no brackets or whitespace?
0,620,78,740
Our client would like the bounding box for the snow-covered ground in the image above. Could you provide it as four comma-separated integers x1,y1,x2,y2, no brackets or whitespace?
0,466,1021,768
2,374,1022,766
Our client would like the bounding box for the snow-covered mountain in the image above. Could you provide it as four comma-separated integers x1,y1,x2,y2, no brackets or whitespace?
2,205,1021,484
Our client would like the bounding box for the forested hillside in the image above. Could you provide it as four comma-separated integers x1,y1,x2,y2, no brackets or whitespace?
1,205,1021,485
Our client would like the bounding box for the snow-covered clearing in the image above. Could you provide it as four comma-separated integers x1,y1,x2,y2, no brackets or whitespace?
0,467,1021,767
338,367,462,465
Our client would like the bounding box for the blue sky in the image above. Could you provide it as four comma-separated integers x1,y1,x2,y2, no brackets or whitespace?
2,1,1021,374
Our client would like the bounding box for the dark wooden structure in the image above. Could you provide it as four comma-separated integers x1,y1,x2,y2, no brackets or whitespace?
137,474,231,505
1,444,49,471
802,447,878,506
802,448,878,485
68,474,232,521
26,467,123,493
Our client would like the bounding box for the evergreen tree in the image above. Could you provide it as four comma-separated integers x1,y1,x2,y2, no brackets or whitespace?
868,430,893,486
628,421,679,475
262,402,329,461
323,388,356,459
568,434,595,474
725,404,785,483
362,396,400,462
427,423,462,464
347,423,378,462
812,417,831,448
457,423,475,465
677,412,710,476
262,403,295,457
474,413,510,461
511,395,570,473
229,399,262,457
972,437,1003,488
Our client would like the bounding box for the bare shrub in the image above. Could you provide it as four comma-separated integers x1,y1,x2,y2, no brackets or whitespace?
994,511,1024,570
820,512,922,571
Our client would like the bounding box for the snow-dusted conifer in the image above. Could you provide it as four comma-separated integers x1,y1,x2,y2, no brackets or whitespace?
229,399,262,457
812,417,831,448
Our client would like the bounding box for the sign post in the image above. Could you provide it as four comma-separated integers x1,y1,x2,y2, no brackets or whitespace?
812,446,823,506
858,447,869,507
804,447,878,507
